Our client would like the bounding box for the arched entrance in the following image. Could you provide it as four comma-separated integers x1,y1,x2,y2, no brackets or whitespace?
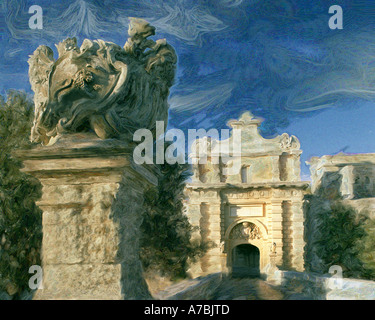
231,244,260,277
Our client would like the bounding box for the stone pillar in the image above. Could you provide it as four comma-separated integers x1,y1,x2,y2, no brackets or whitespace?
187,203,202,243
186,200,203,277
198,201,222,275
15,134,157,300
281,201,293,269
203,203,222,274
291,200,305,271
271,201,283,266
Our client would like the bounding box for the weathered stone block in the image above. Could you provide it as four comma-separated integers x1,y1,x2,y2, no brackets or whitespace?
16,134,157,300
36,264,123,300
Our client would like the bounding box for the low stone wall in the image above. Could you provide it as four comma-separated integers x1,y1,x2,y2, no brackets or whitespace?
274,270,375,300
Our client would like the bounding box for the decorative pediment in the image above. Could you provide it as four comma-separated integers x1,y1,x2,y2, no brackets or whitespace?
219,111,302,155
227,111,263,128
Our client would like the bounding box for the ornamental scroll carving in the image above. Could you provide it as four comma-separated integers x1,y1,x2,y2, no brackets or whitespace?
229,222,262,240
280,133,300,150
28,18,177,145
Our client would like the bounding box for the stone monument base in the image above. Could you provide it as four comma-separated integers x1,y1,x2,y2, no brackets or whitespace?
16,133,157,300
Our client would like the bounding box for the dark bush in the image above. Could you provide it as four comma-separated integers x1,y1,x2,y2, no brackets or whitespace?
0,91,42,299
312,201,371,279
140,161,209,280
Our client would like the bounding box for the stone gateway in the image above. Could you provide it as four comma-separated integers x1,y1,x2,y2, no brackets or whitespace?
185,112,309,278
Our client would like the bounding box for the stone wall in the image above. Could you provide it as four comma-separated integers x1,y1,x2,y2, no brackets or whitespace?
273,270,375,300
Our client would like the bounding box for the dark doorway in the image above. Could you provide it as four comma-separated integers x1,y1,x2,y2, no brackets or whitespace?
232,244,260,277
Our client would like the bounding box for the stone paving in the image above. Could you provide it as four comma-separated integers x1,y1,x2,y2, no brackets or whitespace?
155,274,314,300
213,277,285,300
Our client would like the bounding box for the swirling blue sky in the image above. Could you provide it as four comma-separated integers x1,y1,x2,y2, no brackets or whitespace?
1,0,375,179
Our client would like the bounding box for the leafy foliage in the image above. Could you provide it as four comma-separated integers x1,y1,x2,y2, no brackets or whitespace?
355,216,375,280
140,161,208,280
0,91,42,299
312,201,370,278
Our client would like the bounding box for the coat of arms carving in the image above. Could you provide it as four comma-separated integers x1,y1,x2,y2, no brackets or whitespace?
229,222,262,240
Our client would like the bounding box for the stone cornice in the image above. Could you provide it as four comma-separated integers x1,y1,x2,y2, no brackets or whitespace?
13,133,135,160
186,181,310,190
12,133,159,186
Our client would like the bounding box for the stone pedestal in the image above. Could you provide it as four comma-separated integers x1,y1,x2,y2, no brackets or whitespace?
265,252,281,283
15,133,157,300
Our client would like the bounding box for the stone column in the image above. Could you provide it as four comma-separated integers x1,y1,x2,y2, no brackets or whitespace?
15,134,157,300
291,200,305,271
185,199,203,278
270,201,283,266
193,198,222,276
203,203,222,274
281,201,293,269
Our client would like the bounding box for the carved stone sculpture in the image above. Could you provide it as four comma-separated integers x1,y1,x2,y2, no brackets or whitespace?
17,18,177,299
280,133,300,150
28,18,177,145
229,222,262,240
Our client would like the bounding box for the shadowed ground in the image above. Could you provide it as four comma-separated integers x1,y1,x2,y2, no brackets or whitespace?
154,273,314,300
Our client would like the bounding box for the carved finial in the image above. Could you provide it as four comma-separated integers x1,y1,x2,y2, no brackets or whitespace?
280,133,301,150
124,18,157,57
239,111,255,123
227,111,263,129
127,17,155,38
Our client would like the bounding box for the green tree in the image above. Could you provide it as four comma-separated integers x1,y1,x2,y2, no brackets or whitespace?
0,91,42,299
314,201,366,278
140,161,208,280
356,215,375,280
